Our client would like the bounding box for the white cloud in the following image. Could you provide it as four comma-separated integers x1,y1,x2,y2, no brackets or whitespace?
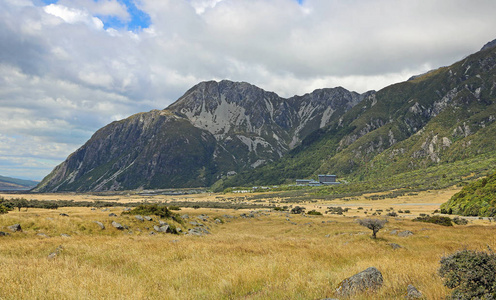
1,0,496,180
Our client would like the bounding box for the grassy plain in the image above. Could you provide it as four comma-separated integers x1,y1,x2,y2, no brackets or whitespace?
1,187,496,299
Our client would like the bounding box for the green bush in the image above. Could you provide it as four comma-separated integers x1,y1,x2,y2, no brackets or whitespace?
291,206,305,214
452,216,469,225
413,215,453,226
439,249,496,299
307,210,322,216
0,205,9,214
122,204,175,219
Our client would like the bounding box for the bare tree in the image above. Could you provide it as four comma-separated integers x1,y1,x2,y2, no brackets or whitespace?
358,218,387,239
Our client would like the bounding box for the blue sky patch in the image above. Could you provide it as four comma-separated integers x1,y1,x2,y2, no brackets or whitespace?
41,0,151,31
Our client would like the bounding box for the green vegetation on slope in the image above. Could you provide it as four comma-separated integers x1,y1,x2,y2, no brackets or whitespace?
441,170,496,217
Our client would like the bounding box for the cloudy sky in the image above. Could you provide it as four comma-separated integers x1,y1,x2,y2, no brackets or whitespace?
1,0,496,181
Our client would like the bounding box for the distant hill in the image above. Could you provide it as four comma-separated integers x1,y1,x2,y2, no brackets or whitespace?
440,171,496,217
0,175,38,190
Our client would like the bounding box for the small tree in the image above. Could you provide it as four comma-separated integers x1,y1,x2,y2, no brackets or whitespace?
358,218,387,239
291,206,305,214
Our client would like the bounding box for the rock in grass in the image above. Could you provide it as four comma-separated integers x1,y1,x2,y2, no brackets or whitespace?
0,231,10,236
389,243,402,249
7,224,22,232
135,215,144,221
159,220,168,226
112,221,124,230
59,213,69,217
37,233,49,238
60,233,71,238
94,221,105,230
336,267,383,297
188,227,210,236
109,213,117,217
406,284,422,299
144,216,153,221
398,230,413,237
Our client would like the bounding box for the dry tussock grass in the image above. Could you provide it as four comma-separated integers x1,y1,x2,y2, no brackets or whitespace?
0,189,495,299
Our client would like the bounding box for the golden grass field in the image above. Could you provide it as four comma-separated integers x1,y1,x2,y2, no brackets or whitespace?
1,187,495,299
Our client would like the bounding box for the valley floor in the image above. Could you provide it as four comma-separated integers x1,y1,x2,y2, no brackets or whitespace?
1,187,495,299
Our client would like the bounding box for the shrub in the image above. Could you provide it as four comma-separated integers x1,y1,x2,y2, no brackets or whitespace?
439,249,496,299
413,215,453,226
386,211,398,217
168,206,181,211
307,210,322,216
291,206,305,214
0,205,9,214
122,204,174,219
452,216,469,225
357,218,387,239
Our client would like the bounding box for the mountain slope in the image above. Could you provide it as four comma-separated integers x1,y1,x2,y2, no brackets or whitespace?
0,175,38,190
440,170,496,217
34,81,365,192
222,41,496,189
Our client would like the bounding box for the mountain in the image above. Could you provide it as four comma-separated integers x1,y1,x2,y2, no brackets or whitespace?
34,81,366,192
0,175,38,190
440,170,496,217
221,40,496,190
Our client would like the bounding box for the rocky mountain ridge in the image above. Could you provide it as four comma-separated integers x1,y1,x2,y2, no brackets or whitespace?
34,81,367,192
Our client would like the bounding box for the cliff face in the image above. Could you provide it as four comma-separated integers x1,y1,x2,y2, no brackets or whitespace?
34,80,365,192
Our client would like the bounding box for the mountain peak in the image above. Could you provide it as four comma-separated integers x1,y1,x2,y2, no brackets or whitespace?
481,38,496,51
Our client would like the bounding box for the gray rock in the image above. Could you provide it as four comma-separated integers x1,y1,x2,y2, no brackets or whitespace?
8,224,22,232
181,214,189,219
189,221,202,226
149,231,157,235
406,284,422,299
94,221,105,230
398,230,413,237
37,233,49,238
390,229,398,235
135,215,144,221
336,267,383,297
109,213,117,217
60,233,71,238
389,243,402,249
112,221,124,230
153,225,169,233
197,214,209,221
123,208,131,212
144,216,153,221
159,220,169,226
47,252,58,260
214,218,222,224
59,213,69,217
0,231,10,236
188,227,210,236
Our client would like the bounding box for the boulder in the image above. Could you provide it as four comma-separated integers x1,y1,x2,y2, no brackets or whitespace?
336,267,383,297
108,213,117,217
197,214,209,221
7,224,22,232
214,218,222,224
188,227,210,236
60,233,71,238
0,231,10,236
398,230,413,237
406,284,422,299
135,215,144,221
159,220,169,226
112,221,124,230
94,221,105,230
59,213,69,217
389,243,402,249
181,214,190,219
144,216,153,221
153,225,169,233
37,233,50,238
